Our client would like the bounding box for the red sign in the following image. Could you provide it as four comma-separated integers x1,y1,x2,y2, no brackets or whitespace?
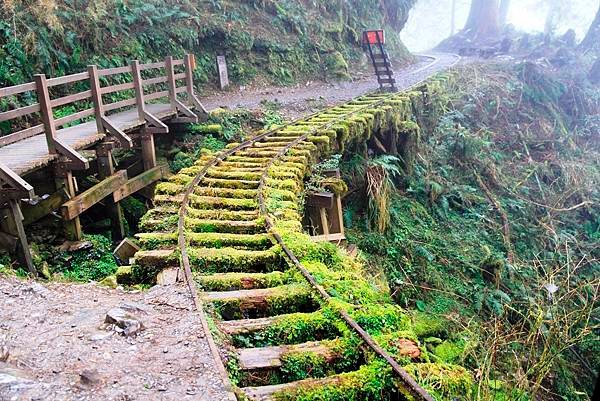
363,30,385,45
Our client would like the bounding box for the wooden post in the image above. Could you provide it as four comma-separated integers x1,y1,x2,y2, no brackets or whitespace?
131,60,146,121
55,164,83,241
88,65,105,134
165,56,178,112
2,200,36,275
34,74,57,154
141,130,157,171
96,143,125,242
184,54,195,106
319,208,330,236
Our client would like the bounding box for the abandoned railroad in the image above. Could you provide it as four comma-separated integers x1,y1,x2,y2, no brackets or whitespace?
1,2,599,401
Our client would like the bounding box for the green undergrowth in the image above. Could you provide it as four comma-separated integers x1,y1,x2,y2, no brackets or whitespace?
29,234,118,282
133,73,474,399
345,63,599,400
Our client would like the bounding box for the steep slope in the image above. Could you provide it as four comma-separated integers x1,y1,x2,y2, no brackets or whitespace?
0,0,416,88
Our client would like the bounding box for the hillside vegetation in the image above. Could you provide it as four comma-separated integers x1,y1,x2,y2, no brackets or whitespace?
343,62,599,400
0,0,415,88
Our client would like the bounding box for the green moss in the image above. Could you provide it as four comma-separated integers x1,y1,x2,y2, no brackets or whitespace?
188,246,280,273
403,363,473,400
196,271,291,291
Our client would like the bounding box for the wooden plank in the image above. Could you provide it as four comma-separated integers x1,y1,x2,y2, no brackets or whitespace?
173,73,186,80
47,72,89,87
144,90,169,102
139,61,165,71
238,341,333,370
50,90,92,108
172,59,184,66
175,86,187,94
97,65,131,77
0,82,36,98
307,192,334,209
0,125,44,147
311,232,345,242
142,76,168,86
22,188,69,225
100,81,135,95
112,165,166,202
103,97,137,112
54,108,95,128
60,170,127,220
0,103,41,122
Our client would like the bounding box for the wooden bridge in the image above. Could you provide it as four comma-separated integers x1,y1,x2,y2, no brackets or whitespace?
0,54,207,273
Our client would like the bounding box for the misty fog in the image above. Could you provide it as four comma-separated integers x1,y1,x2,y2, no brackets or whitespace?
402,0,599,52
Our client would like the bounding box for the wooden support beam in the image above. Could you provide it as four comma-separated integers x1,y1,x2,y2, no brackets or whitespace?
54,138,90,170
143,111,168,134
101,116,133,148
21,189,70,226
60,170,127,221
184,54,208,116
140,130,157,171
319,207,330,236
34,74,57,154
0,161,35,200
113,165,166,202
6,199,36,275
372,134,388,153
96,146,126,242
55,170,83,241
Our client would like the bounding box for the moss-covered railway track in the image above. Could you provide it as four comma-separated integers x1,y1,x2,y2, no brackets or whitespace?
133,55,472,401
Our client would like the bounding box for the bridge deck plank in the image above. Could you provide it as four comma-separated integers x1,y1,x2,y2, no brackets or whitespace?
0,103,174,176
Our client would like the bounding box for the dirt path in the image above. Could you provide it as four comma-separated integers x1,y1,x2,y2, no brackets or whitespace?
0,277,232,401
200,53,458,118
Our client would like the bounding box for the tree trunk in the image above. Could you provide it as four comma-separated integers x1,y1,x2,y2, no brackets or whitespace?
580,4,600,54
451,0,457,35
499,0,510,26
589,58,600,84
463,0,501,39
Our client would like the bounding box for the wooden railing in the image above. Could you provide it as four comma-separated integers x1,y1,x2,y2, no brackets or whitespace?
0,53,206,201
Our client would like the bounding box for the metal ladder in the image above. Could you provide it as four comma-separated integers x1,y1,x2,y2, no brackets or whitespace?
364,30,397,92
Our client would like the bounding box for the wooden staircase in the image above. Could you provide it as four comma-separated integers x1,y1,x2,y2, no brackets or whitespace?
363,30,397,92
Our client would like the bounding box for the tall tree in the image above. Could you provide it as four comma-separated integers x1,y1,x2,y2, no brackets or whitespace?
580,3,600,54
463,0,501,39
451,0,457,35
499,0,510,26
